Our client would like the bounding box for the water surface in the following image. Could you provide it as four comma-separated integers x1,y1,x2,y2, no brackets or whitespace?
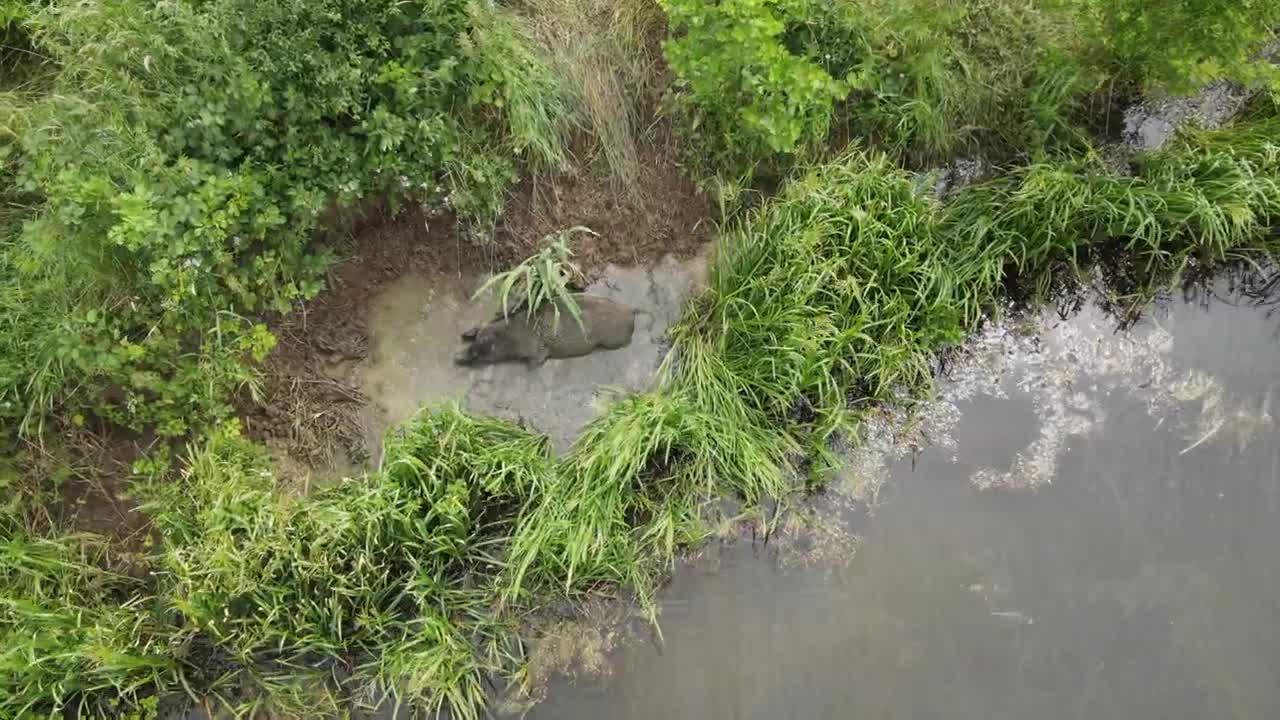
528,282,1280,720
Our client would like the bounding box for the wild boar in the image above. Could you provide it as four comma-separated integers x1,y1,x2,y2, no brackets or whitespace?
454,295,637,368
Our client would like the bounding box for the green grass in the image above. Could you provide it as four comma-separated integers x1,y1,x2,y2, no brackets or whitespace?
139,407,552,718
943,108,1280,310
473,227,593,327
7,2,1280,718
0,527,174,719
523,0,665,188
670,153,1000,449
506,387,792,603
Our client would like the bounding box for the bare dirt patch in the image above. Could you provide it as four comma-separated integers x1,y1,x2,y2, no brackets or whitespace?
243,138,715,481
498,136,714,271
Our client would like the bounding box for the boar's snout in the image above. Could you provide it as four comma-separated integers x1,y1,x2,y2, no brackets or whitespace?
453,344,481,366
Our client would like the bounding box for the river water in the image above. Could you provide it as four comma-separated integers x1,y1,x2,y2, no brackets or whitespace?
525,278,1280,720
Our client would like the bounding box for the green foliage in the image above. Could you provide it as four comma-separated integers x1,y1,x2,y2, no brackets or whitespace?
507,388,792,599
659,0,1277,172
1062,0,1280,92
661,0,847,170
2,0,571,442
943,112,1280,307
793,0,1095,162
473,227,592,329
659,0,1098,170
146,409,551,717
673,153,996,443
0,527,174,719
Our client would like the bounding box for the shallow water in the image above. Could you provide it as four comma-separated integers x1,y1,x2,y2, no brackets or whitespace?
527,282,1280,720
357,250,707,457
1122,81,1252,151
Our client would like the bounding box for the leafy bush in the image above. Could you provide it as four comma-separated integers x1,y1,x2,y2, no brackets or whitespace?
1,0,571,442
660,0,847,171
659,0,1277,172
659,0,1097,171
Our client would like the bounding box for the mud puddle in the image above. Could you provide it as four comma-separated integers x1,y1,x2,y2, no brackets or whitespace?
525,275,1280,719
356,249,709,458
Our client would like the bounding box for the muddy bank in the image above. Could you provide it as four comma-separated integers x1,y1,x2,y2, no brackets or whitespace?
357,248,710,459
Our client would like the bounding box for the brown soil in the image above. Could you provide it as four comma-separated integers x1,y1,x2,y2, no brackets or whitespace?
242,137,715,480
12,429,158,561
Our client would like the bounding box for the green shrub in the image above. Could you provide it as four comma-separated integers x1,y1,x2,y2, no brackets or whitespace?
659,0,1277,173
1,0,571,442
659,0,1097,171
660,0,847,171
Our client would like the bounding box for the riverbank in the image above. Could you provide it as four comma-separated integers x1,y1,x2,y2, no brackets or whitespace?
3,3,1279,717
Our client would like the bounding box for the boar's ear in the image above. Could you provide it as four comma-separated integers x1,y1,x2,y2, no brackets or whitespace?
460,326,480,341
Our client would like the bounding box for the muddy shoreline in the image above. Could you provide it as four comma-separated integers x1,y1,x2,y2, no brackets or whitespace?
242,136,715,484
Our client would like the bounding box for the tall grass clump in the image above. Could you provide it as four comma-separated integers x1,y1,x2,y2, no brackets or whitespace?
523,0,666,187
507,388,792,600
145,407,552,718
942,107,1280,306
0,525,173,718
473,227,592,327
672,152,1001,445
795,0,1094,163
506,152,1007,600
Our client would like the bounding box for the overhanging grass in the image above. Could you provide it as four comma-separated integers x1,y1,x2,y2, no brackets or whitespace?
670,152,1002,449
506,387,793,603
138,406,552,718
944,110,1280,308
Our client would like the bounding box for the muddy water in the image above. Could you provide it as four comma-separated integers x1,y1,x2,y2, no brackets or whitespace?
357,250,707,457
527,282,1280,720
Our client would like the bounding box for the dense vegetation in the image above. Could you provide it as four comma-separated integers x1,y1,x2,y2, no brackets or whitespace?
2,0,1279,717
